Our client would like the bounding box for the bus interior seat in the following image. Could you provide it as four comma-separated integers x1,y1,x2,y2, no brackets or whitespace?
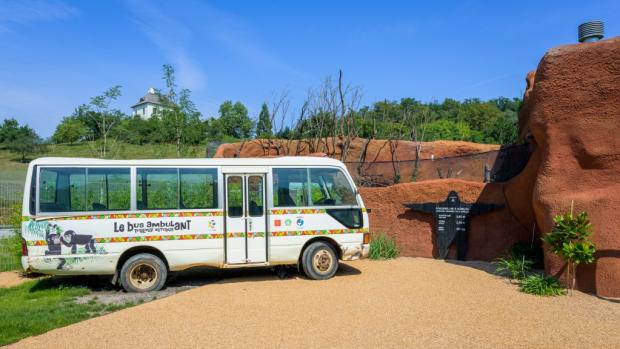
278,188,296,206
228,206,242,217
249,200,263,215
91,203,107,211
323,198,336,205
39,203,68,212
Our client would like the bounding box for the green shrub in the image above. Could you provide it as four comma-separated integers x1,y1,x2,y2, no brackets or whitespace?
520,274,566,296
493,255,533,281
542,204,596,293
369,234,399,260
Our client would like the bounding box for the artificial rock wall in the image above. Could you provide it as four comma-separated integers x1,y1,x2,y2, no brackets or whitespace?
517,37,620,297
364,37,620,297
360,179,532,261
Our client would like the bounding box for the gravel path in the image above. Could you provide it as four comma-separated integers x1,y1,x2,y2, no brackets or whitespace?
9,258,620,348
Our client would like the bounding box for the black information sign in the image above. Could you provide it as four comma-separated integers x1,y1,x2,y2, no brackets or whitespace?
404,191,503,260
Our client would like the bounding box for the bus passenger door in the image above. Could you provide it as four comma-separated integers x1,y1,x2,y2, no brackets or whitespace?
246,175,267,263
225,174,267,264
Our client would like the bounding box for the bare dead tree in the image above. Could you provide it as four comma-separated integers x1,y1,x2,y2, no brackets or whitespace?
268,89,291,155
337,70,362,163
356,107,373,177
386,104,411,183
410,105,431,182
298,72,362,159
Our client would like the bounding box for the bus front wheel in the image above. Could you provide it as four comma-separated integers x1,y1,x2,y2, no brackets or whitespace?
120,253,167,292
302,241,339,280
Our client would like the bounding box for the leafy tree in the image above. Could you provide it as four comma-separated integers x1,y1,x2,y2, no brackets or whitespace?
156,64,204,156
352,97,520,144
114,116,152,145
456,99,502,132
482,113,517,144
0,119,45,162
0,118,20,143
90,86,123,157
68,86,125,157
218,100,253,139
423,119,473,141
274,126,293,140
52,117,88,144
256,103,272,138
543,203,596,294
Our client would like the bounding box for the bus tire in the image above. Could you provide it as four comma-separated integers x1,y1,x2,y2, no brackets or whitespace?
120,253,167,292
302,241,339,280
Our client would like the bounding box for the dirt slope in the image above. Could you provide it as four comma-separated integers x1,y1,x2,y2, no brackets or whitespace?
10,258,620,349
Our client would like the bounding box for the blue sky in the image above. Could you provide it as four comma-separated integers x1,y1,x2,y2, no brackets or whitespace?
1,0,619,137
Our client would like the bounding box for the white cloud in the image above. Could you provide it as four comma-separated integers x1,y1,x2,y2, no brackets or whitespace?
125,0,207,90
124,0,308,90
192,2,308,81
0,0,78,30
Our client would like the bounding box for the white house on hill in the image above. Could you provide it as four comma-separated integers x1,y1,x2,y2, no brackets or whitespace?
131,87,166,119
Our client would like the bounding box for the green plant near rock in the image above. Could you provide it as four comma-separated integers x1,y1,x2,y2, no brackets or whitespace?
520,274,566,296
509,241,544,268
493,255,533,282
369,234,399,260
542,203,596,294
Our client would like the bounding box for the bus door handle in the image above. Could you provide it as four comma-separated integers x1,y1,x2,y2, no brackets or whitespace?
244,217,252,231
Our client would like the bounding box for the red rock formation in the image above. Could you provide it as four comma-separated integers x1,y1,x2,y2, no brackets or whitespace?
360,179,532,261
517,37,620,296
213,138,499,160
214,139,501,183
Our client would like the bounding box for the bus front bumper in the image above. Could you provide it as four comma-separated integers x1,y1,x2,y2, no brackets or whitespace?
21,256,29,272
341,243,370,261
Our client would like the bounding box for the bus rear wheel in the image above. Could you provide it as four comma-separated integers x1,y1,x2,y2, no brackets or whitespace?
120,253,167,292
302,241,339,280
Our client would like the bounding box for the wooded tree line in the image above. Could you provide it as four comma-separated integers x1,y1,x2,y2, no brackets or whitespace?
1,67,521,161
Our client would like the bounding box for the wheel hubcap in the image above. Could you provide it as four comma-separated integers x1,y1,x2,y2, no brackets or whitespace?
129,263,158,290
313,249,333,274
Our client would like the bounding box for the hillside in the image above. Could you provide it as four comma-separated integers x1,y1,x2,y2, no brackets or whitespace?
0,142,215,184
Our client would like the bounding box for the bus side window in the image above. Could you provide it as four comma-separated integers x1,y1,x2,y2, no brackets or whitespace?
39,168,86,212
39,167,132,213
248,176,264,216
180,168,218,209
309,168,357,206
227,176,243,217
136,168,179,210
272,168,308,207
87,168,130,211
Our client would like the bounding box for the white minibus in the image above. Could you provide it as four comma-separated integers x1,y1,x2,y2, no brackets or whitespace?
20,157,370,292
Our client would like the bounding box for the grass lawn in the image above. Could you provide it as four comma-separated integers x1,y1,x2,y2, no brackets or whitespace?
0,141,220,185
0,236,21,272
0,278,134,346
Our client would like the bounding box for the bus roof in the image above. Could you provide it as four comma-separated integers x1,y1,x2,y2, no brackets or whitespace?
29,156,347,167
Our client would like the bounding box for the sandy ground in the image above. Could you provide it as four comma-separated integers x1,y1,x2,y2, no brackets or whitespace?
0,271,41,288
9,258,620,349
